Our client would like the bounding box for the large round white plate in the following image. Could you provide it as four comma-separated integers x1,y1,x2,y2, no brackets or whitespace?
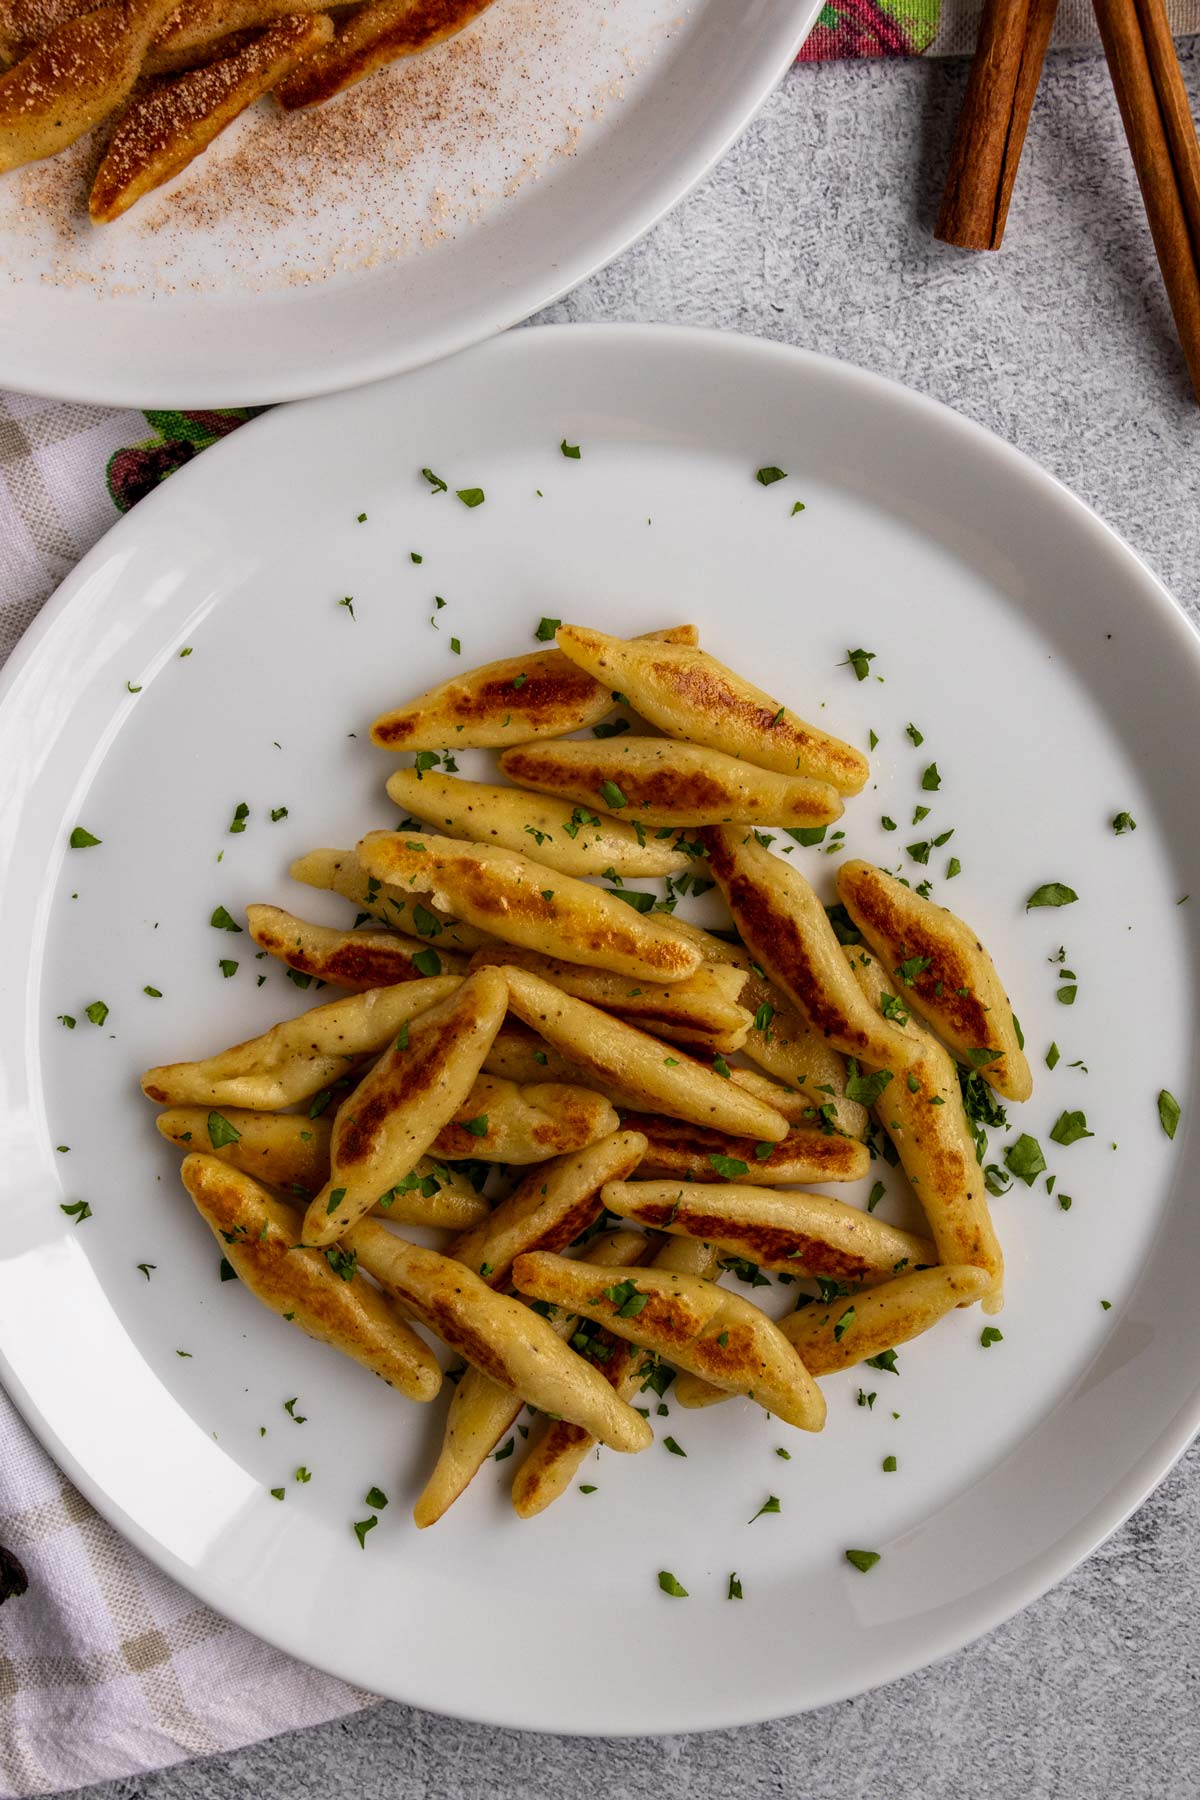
0,2,813,408
0,325,1197,1736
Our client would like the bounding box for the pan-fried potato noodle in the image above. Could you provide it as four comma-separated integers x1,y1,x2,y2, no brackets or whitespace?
499,737,843,829
357,830,702,984
554,624,869,793
450,1130,647,1288
414,1228,648,1529
369,624,697,751
155,1107,489,1228
432,1073,618,1164
837,859,1032,1102
512,1251,826,1432
140,976,462,1110
346,1222,653,1453
180,1153,442,1401
621,1112,869,1185
288,846,491,953
469,945,750,1047
303,969,508,1246
510,1232,721,1521
846,947,1005,1311
500,966,789,1140
673,1266,993,1409
247,904,469,988
599,1180,934,1281
702,826,918,1072
139,613,1033,1525
385,767,697,879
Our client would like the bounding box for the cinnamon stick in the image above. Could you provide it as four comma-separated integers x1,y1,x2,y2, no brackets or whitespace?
1093,0,1200,402
935,0,1059,249
1135,0,1200,251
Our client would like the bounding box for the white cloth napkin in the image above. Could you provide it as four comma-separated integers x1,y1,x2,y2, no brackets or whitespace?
0,390,376,1800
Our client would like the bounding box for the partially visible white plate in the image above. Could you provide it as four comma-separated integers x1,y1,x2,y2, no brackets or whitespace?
0,2,814,407
0,325,1197,1735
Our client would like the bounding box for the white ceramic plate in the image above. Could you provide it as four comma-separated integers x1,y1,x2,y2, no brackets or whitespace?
0,2,813,408
1,325,1197,1736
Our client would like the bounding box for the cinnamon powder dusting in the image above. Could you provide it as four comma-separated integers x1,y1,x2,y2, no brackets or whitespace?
0,0,687,297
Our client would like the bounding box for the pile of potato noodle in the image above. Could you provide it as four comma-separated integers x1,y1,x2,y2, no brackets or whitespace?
142,620,1032,1526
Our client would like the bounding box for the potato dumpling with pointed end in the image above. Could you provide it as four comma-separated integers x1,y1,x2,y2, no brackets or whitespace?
369,624,697,751
499,737,842,830
140,976,461,1110
510,1234,719,1520
304,969,508,1246
674,1265,993,1408
247,904,469,989
469,945,750,1048
356,831,701,984
500,965,790,1141
156,1107,490,1228
512,1252,826,1433
414,1228,649,1529
180,1154,441,1401
275,0,493,109
702,826,917,1073
0,0,181,173
600,1180,934,1282
288,846,491,952
554,624,869,794
385,767,697,879
89,14,333,222
836,860,1032,1102
449,1129,647,1289
432,1074,618,1164
621,1112,868,1186
345,1221,653,1454
846,947,1004,1310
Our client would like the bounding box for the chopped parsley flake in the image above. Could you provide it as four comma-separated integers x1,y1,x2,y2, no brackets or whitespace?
1158,1090,1181,1140
84,1000,109,1026
920,763,941,791
60,1199,92,1224
1004,1134,1046,1185
353,1517,377,1547
843,648,875,682
69,827,101,849
980,1326,1004,1347
895,955,931,986
845,1067,893,1107
708,1153,749,1179
598,780,627,810
228,801,249,835
1111,812,1137,834
727,1572,743,1599
143,985,162,998
1026,882,1078,910
663,1436,686,1457
560,440,581,458
461,1115,489,1137
210,905,242,933
207,1108,242,1152
658,1570,688,1597
456,487,485,508
749,1495,781,1522
845,1549,880,1574
219,960,238,979
755,466,787,486
535,616,561,641
1049,1110,1093,1147
412,949,442,977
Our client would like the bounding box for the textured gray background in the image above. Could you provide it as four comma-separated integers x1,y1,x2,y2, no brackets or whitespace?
66,42,1200,1800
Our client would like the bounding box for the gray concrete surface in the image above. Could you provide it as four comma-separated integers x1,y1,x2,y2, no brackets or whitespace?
66,42,1200,1800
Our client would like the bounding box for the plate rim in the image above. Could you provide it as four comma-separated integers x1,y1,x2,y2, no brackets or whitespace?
2,322,1200,1736
0,6,818,410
